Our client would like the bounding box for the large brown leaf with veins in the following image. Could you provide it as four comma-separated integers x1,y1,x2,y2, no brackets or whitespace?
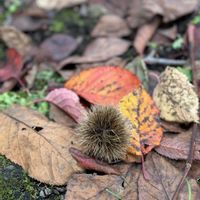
65,164,140,200
0,105,82,185
138,153,200,200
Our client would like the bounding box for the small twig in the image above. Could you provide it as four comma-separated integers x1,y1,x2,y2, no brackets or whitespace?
144,56,187,66
172,24,199,200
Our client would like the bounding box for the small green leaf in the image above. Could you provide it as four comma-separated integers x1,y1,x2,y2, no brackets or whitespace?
177,67,192,81
172,36,184,49
125,56,148,90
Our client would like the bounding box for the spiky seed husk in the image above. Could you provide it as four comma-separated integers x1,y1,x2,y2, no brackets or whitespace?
76,105,130,163
153,67,199,123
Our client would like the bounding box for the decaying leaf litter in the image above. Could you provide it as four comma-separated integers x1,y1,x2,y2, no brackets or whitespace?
0,0,200,199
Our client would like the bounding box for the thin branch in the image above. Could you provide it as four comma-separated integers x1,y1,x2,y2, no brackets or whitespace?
172,24,199,200
144,56,187,66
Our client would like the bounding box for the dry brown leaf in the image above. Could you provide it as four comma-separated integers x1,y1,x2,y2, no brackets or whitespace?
0,26,32,57
91,14,130,37
133,16,161,55
90,0,198,28
36,0,87,10
40,34,79,61
0,105,82,185
155,131,200,160
65,164,140,200
138,152,200,200
152,25,177,45
161,120,191,133
153,67,199,123
49,105,76,128
127,0,199,28
58,38,130,69
170,160,200,180
11,16,48,31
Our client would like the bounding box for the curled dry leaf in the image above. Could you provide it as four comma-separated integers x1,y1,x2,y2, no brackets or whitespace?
91,14,130,37
65,164,140,200
0,26,32,57
45,88,86,123
133,16,161,55
0,105,82,185
36,0,87,10
138,152,200,200
119,86,163,162
40,34,79,61
65,66,140,105
153,67,199,123
155,131,200,160
69,147,120,175
0,48,23,82
58,38,130,69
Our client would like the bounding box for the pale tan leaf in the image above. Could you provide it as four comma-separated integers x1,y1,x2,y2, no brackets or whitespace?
0,105,82,185
36,0,87,10
0,26,32,57
153,67,199,123
91,14,130,37
138,152,200,200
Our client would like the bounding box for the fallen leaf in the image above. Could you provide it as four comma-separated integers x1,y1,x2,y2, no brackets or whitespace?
152,25,177,45
169,160,200,180
11,15,48,31
36,0,87,10
161,120,191,133
0,48,23,82
40,34,79,61
58,38,130,69
127,0,199,28
76,57,127,70
133,16,161,55
138,152,200,200
153,67,199,123
0,105,82,185
45,88,86,123
90,0,198,28
119,86,163,162
49,104,76,128
24,64,38,89
125,56,148,90
69,147,120,175
0,26,32,57
65,164,140,200
65,66,140,105
148,70,160,96
155,131,200,160
91,14,130,37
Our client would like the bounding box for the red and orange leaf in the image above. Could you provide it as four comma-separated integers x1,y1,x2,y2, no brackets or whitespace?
118,86,163,162
64,66,140,105
0,48,23,82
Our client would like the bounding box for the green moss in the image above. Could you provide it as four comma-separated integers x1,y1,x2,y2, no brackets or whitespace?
50,7,97,37
50,8,85,33
0,157,37,200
